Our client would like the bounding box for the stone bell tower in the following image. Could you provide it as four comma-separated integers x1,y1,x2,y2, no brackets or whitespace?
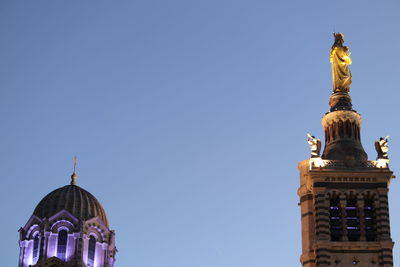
298,33,395,267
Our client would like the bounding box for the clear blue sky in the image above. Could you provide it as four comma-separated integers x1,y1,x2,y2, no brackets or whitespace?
1,1,400,266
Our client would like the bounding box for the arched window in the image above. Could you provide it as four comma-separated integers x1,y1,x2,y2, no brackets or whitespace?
364,197,376,241
329,195,341,241
346,196,360,241
87,235,96,266
57,230,68,261
32,234,40,263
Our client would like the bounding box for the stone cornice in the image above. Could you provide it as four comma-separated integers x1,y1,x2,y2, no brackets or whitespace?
322,110,362,128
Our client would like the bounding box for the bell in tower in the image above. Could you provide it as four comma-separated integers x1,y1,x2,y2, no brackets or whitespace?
298,33,395,267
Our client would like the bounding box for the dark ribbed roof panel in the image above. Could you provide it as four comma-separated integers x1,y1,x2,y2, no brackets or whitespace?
33,185,109,227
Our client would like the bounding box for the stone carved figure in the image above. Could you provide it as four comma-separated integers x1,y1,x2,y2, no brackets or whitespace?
307,133,321,158
375,136,389,159
330,33,352,93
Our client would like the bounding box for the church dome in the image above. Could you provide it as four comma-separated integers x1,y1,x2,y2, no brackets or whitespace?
19,164,117,267
33,184,109,227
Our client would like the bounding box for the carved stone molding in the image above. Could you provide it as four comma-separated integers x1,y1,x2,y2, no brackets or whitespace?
322,110,362,128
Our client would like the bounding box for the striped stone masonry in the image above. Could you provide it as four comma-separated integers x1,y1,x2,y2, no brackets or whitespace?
298,159,395,267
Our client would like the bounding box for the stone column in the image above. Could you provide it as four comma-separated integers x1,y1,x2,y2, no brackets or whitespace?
357,194,366,241
314,191,330,241
19,241,25,267
77,235,86,264
373,196,381,241
339,195,348,241
101,242,108,266
75,222,85,265
72,232,80,264
299,191,317,267
380,241,394,267
376,189,391,241
42,220,50,260
43,232,50,260
108,230,116,267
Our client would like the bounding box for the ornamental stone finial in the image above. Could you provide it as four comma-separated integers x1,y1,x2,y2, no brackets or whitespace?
71,156,77,185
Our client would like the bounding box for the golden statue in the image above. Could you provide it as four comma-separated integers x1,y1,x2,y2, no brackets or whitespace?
330,33,352,93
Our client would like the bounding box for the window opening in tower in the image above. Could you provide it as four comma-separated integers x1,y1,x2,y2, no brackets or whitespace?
329,196,341,241
364,198,376,241
346,197,360,241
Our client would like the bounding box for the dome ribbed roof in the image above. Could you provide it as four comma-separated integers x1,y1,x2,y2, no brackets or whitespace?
33,184,109,227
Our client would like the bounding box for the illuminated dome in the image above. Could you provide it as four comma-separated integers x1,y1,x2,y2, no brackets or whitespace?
33,184,109,227
19,167,116,267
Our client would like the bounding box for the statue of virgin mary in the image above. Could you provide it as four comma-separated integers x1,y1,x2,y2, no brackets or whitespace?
330,33,352,93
